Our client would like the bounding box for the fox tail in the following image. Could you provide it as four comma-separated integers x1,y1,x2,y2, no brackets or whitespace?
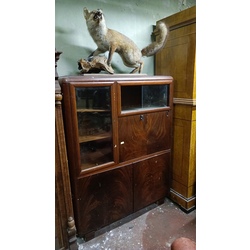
141,21,169,57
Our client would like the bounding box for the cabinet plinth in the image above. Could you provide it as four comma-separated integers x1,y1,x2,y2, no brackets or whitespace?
60,75,173,240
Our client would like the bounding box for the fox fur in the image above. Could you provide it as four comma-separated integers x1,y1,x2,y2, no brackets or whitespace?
83,7,168,74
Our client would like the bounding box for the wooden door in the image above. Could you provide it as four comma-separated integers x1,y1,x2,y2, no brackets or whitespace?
118,111,171,162
118,114,147,162
133,153,170,211
145,111,172,154
74,165,133,239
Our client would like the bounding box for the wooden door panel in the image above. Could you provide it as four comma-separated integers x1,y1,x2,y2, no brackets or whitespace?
172,116,196,186
156,24,196,99
118,111,171,162
133,153,170,211
146,111,171,154
118,115,147,162
75,165,133,237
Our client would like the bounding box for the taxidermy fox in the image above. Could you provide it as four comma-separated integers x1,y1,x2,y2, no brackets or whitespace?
83,7,168,73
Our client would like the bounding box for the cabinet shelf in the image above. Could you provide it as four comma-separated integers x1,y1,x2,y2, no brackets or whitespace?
79,132,111,143
77,109,110,113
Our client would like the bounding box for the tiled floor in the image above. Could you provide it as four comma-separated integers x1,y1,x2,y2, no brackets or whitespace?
78,198,196,250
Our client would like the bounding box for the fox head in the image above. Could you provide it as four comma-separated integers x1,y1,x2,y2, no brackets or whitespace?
83,7,104,24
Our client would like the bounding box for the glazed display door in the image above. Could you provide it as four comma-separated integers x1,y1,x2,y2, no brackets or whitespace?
75,85,115,173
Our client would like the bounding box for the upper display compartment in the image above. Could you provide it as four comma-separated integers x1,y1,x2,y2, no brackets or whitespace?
59,75,173,176
118,82,170,115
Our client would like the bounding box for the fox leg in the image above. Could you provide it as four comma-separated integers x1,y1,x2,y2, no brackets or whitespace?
138,61,144,73
130,61,144,74
107,45,117,66
88,48,106,59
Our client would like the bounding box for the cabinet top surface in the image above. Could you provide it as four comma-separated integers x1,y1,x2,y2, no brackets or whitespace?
59,74,173,83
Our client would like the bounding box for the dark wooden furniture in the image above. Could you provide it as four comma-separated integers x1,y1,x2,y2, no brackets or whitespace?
60,74,173,240
55,50,78,250
155,6,196,212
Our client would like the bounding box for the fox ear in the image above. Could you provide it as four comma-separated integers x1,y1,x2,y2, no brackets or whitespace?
83,7,90,19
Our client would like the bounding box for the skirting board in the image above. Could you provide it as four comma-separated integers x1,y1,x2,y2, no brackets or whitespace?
170,188,196,213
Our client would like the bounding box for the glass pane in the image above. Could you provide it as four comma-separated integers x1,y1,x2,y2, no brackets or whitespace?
121,85,169,111
75,87,113,170
76,87,111,110
142,85,168,108
79,138,113,169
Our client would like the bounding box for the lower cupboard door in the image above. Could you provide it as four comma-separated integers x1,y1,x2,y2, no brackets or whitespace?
74,165,133,238
133,153,170,212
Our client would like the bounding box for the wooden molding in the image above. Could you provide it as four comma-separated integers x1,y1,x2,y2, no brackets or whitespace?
55,49,78,250
170,188,196,202
55,93,63,106
173,98,196,106
169,18,196,31
170,188,196,212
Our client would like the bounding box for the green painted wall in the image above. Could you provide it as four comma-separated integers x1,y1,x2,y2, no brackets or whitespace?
55,0,196,76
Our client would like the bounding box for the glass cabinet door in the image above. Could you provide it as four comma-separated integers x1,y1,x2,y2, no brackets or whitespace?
75,86,113,170
120,84,169,113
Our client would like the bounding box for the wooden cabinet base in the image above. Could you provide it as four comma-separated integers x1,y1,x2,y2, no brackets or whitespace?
75,152,171,240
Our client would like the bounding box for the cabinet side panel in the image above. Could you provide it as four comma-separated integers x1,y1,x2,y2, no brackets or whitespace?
172,118,192,184
155,7,196,211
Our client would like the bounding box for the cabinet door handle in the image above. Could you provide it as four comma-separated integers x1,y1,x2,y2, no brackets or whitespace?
140,114,144,121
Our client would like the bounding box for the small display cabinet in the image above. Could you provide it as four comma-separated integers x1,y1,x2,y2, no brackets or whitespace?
60,74,173,240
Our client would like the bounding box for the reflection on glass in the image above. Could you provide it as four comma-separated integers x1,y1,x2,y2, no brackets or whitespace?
121,85,169,111
75,87,113,170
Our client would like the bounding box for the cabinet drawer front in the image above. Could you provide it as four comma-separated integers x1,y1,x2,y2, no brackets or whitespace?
146,111,171,154
118,115,147,162
118,111,171,162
